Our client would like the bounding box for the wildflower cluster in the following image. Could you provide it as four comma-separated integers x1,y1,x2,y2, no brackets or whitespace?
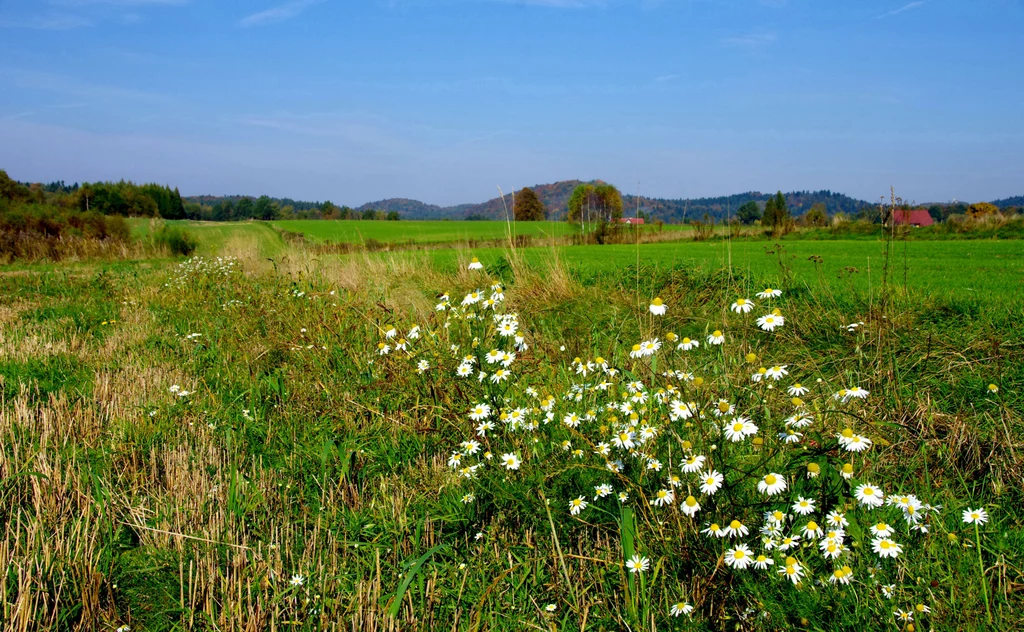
165,256,240,287
369,273,993,624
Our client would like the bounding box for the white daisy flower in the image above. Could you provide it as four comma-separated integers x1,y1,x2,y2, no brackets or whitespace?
731,298,755,314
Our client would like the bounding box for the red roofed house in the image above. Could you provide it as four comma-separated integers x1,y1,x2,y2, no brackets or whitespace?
617,217,645,225
891,209,934,227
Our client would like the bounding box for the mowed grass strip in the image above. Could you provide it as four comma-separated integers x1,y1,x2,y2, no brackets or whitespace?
128,218,287,258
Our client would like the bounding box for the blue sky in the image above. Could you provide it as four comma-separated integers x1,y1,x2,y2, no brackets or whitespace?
1,1,1022,206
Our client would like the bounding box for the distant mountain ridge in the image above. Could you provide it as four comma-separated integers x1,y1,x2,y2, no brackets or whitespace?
992,195,1024,209
185,182,1022,222
358,182,873,223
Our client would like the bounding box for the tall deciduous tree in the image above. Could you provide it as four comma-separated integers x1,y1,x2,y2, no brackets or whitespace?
594,183,624,222
514,187,546,221
566,182,623,224
567,184,592,223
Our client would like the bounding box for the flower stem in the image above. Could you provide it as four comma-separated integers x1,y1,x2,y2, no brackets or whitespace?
976,523,992,625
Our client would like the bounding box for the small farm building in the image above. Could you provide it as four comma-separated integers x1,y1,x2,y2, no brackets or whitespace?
892,210,934,227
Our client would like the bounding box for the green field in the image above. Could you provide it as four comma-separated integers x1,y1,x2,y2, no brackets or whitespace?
3,222,1022,630
137,219,1024,302
272,219,641,244
429,239,1024,302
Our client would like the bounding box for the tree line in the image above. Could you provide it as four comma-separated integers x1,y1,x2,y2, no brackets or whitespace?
0,170,132,260
184,198,402,222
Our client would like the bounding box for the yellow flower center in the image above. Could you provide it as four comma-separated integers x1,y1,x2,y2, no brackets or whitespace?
772,308,782,316
682,337,691,344
806,521,818,531
652,297,663,306
745,353,757,362
706,477,715,485
734,550,745,559
841,428,854,438
720,402,732,413
732,423,744,432
709,523,720,531
765,288,773,293
730,520,742,529
881,541,891,549
842,463,854,474
807,463,820,473
631,344,641,351
685,496,696,506
785,556,797,567
712,330,722,337
765,475,777,485
736,299,746,305
773,511,784,521
682,440,692,450
876,522,887,530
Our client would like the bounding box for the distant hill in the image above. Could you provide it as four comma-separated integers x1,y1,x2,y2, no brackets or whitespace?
992,195,1024,209
456,180,586,220
626,189,873,223
186,182,876,222
408,183,873,223
355,181,587,220
354,198,448,219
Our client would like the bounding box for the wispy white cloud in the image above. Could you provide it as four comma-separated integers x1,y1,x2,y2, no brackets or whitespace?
239,0,326,27
722,32,777,49
875,1,926,19
0,14,94,30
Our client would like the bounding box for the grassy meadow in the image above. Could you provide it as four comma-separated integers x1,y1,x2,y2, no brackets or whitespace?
2,222,1022,631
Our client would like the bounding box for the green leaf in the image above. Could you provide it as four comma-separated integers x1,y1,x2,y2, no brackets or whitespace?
386,543,447,618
